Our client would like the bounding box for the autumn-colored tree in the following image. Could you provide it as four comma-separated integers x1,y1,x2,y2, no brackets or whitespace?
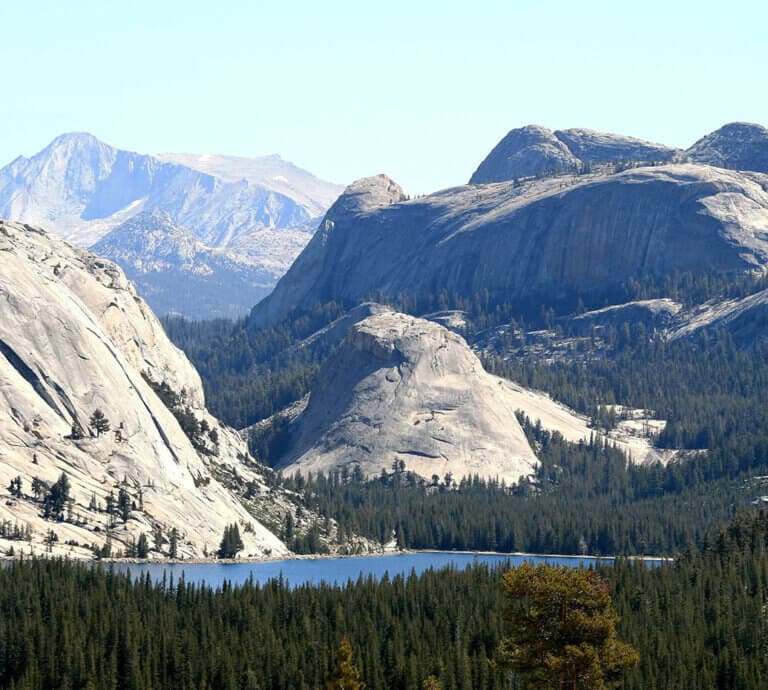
499,562,638,689
324,636,365,690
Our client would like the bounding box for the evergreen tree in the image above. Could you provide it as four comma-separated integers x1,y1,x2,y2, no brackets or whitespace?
7,475,22,498
31,476,46,501
169,528,179,559
217,523,244,558
324,636,365,690
42,473,71,521
89,408,110,437
118,487,131,522
498,563,638,688
136,533,149,558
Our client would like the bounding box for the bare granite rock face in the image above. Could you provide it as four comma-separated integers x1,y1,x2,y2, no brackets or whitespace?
0,220,288,559
686,122,768,174
250,164,768,329
249,175,407,327
553,128,678,166
469,125,581,183
469,125,678,183
274,311,539,482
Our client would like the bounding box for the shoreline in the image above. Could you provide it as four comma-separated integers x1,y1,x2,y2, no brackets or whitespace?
0,548,671,566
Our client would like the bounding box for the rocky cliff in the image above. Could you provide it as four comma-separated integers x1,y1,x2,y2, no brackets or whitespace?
469,125,677,183
686,122,768,174
264,309,670,480
272,311,539,482
250,164,768,329
0,220,289,559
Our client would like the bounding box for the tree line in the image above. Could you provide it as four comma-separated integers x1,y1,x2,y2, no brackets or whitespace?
2,512,768,688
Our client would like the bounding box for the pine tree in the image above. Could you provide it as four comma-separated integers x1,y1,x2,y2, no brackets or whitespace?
498,562,638,688
89,409,110,437
42,473,71,521
217,524,244,559
118,487,131,523
169,528,179,559
7,476,22,498
324,636,365,690
136,533,149,558
31,476,46,501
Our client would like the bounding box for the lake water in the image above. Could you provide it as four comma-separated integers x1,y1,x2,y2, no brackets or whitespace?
118,552,660,589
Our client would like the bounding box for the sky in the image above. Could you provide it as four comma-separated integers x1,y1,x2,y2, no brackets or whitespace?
2,0,767,194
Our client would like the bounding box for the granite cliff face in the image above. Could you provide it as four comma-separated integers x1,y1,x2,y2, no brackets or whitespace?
250,164,768,328
249,175,407,327
263,308,671,479
469,125,677,183
273,311,539,482
0,220,289,559
469,126,581,182
471,122,768,185
686,122,768,174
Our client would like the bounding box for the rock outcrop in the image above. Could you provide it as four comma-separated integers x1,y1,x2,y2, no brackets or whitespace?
686,122,768,174
250,164,768,329
469,125,678,183
553,128,678,166
470,126,582,182
0,220,289,559
272,311,539,482
249,175,407,327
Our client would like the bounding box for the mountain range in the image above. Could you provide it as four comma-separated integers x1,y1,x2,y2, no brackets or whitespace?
0,133,343,318
250,122,768,332
3,120,768,556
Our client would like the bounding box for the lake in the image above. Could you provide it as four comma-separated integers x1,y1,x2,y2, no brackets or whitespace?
118,552,661,589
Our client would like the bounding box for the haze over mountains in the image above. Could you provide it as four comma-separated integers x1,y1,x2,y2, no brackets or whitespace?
0,133,342,318
91,210,289,319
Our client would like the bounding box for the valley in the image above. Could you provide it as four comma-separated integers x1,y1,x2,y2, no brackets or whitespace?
4,119,768,688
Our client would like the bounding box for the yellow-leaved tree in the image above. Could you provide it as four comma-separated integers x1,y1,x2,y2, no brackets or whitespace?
499,562,638,689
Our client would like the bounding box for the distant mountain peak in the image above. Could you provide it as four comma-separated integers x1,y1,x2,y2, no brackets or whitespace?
705,121,767,136
39,131,113,156
47,130,102,145
0,135,344,318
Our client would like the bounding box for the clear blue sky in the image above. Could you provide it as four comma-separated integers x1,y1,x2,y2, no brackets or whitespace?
2,0,766,194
